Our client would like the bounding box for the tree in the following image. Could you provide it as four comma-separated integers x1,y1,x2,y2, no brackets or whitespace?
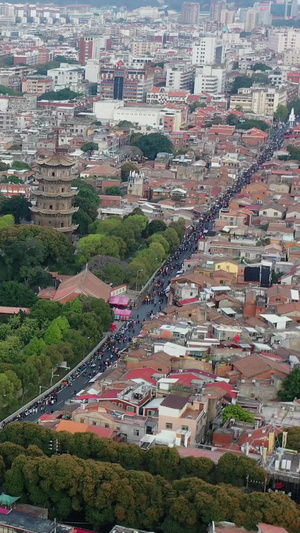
231,75,254,94
144,446,180,480
72,210,93,235
77,234,125,264
0,281,37,307
44,322,63,345
0,373,15,410
223,404,255,423
73,179,100,234
30,300,62,326
179,456,215,482
251,62,272,71
127,258,151,289
105,186,122,196
148,233,170,253
26,337,46,356
99,263,127,286
286,145,300,162
147,219,167,236
81,142,98,153
285,427,300,451
0,214,14,227
162,227,180,252
79,296,114,331
121,162,139,182
189,101,207,112
169,218,186,240
117,120,133,129
90,217,122,235
11,161,30,170
274,104,289,122
38,88,81,101
1,196,31,223
133,133,174,160
278,368,300,401
0,162,8,171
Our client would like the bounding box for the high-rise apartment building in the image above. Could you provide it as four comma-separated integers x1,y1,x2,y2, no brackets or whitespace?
180,2,200,24
166,65,195,91
245,9,258,32
192,38,225,66
99,65,154,103
194,65,226,94
211,0,226,22
79,36,103,66
269,28,300,53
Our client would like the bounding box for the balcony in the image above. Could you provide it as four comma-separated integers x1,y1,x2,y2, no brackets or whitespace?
30,206,79,215
33,190,78,198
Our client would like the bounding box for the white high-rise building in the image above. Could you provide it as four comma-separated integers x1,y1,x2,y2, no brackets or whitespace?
194,65,226,94
245,9,258,32
192,37,225,66
166,65,195,91
269,29,300,53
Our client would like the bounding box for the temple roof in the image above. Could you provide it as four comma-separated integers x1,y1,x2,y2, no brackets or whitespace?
36,153,74,167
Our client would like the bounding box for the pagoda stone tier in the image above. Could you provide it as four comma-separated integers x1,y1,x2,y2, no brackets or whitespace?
31,153,79,235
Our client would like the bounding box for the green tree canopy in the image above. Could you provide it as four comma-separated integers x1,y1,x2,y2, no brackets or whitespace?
251,62,272,71
38,88,81,101
73,179,100,235
223,404,255,423
81,142,99,153
1,196,31,223
121,162,139,182
11,161,30,170
278,368,300,401
99,262,127,286
0,214,14,227
133,133,174,160
0,281,37,307
147,219,167,236
105,186,122,196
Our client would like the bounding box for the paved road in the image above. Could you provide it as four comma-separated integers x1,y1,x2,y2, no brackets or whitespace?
7,123,287,425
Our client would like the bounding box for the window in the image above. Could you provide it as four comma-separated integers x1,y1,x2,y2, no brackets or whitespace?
92,421,97,426
126,406,135,412
182,425,189,431
104,424,109,428
52,172,55,176
166,422,173,429
80,418,84,423
133,429,140,436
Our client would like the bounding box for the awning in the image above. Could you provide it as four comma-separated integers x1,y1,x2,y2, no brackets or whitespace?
0,494,19,506
109,296,131,306
113,308,132,317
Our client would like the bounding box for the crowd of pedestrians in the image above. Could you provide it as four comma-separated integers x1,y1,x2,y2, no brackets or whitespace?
1,122,287,427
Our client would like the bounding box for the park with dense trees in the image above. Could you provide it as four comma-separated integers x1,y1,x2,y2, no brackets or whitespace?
0,295,113,417
84,213,186,288
0,422,298,532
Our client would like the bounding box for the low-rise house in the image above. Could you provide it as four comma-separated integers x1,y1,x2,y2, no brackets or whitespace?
71,403,156,443
258,204,286,219
228,354,291,384
157,393,207,446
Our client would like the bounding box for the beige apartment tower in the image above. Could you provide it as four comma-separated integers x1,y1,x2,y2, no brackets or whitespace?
180,2,200,24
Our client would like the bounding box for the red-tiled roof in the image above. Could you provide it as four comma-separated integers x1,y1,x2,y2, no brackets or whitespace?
52,268,111,303
122,367,161,385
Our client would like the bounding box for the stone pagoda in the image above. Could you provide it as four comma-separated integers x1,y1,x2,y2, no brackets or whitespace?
31,151,79,236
